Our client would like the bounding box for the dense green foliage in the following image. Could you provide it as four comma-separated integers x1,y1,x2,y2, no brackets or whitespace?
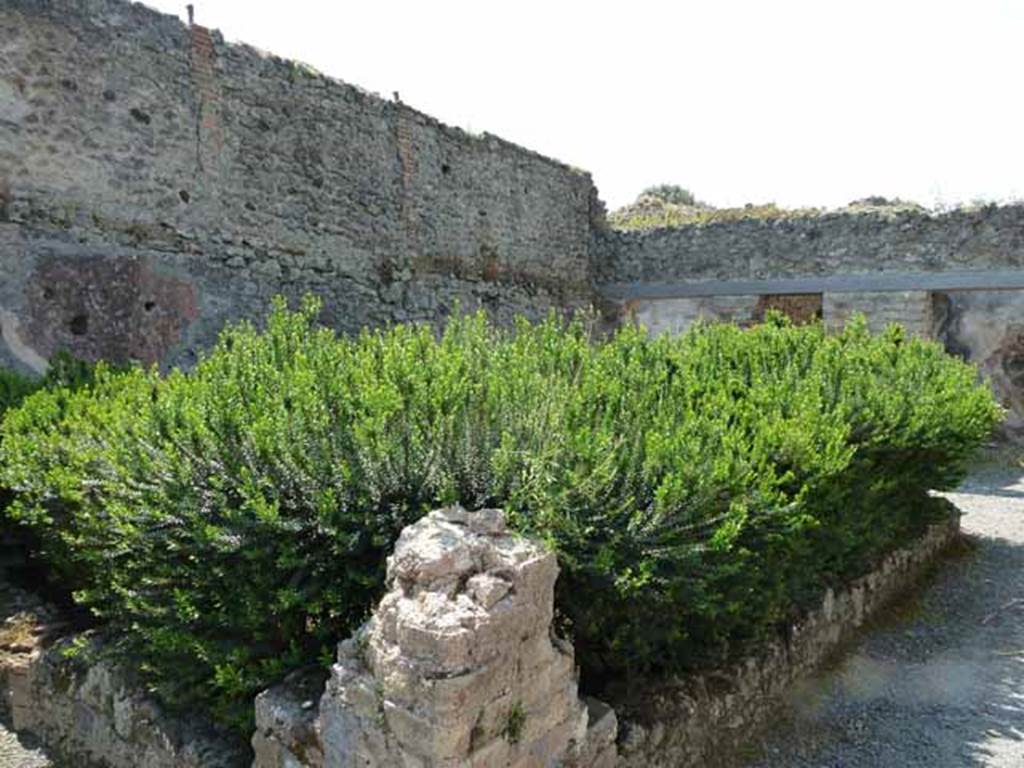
0,366,40,516
0,352,97,418
0,299,1001,731
0,369,41,416
0,351,104,507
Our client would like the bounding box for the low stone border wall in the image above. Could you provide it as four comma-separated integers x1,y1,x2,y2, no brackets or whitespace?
0,584,245,768
614,510,961,767
0,506,960,768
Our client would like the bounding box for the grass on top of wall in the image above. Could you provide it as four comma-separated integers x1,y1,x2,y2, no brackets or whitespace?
606,193,935,232
0,297,1002,733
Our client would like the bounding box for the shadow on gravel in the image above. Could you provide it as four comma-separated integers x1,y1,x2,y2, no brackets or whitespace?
735,466,1024,768
0,711,54,768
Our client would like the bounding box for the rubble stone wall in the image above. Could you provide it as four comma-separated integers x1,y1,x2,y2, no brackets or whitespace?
822,290,934,337
0,0,598,372
0,584,246,768
595,205,1024,286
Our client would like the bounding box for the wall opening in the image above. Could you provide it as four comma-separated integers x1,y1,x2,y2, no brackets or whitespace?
754,293,823,324
68,314,88,336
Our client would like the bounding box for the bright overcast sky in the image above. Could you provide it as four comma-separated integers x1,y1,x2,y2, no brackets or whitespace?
143,0,1024,210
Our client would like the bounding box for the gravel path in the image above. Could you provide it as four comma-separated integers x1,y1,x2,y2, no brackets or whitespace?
0,721,52,768
742,462,1024,767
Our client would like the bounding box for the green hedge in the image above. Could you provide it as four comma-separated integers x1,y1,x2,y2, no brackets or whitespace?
0,351,102,506
0,298,1001,731
0,353,101,416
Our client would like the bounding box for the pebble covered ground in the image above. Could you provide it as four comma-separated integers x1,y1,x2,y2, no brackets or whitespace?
1,463,1022,768
741,460,1024,767
0,725,52,768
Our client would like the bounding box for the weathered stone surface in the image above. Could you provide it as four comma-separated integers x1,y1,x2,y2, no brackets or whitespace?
0,585,246,768
253,506,615,768
21,253,198,366
253,670,326,768
934,290,1024,436
823,290,934,337
595,204,1024,286
5,0,1024,434
626,295,761,336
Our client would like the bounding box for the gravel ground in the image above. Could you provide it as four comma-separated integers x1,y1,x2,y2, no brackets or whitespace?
742,461,1024,767
0,723,52,768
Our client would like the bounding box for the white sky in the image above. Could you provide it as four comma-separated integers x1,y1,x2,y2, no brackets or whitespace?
142,0,1024,210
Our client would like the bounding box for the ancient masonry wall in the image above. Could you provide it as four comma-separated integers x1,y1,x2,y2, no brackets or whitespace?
597,205,1024,343
0,584,246,768
0,0,599,372
6,0,1024,433
595,205,1024,286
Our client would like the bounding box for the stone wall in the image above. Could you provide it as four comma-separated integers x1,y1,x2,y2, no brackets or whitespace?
598,206,1024,431
935,290,1024,435
595,205,1024,286
251,506,617,768
0,583,246,768
5,0,1024,435
626,293,825,338
0,0,599,372
822,290,934,337
625,295,761,337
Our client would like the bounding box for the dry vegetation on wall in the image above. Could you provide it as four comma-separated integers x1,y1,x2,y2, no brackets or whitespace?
607,186,948,232
0,299,1001,738
607,185,820,231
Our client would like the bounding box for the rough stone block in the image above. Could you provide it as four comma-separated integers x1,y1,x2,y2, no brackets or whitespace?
255,506,616,767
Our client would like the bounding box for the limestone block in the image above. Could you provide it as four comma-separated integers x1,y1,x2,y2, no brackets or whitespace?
249,506,617,767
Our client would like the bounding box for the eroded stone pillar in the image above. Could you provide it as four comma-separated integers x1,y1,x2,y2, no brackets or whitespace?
252,506,617,768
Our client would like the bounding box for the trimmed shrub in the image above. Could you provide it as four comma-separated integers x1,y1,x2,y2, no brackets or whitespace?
0,352,116,588
0,368,41,415
0,299,1001,731
0,352,103,500
0,365,41,518
0,352,102,417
